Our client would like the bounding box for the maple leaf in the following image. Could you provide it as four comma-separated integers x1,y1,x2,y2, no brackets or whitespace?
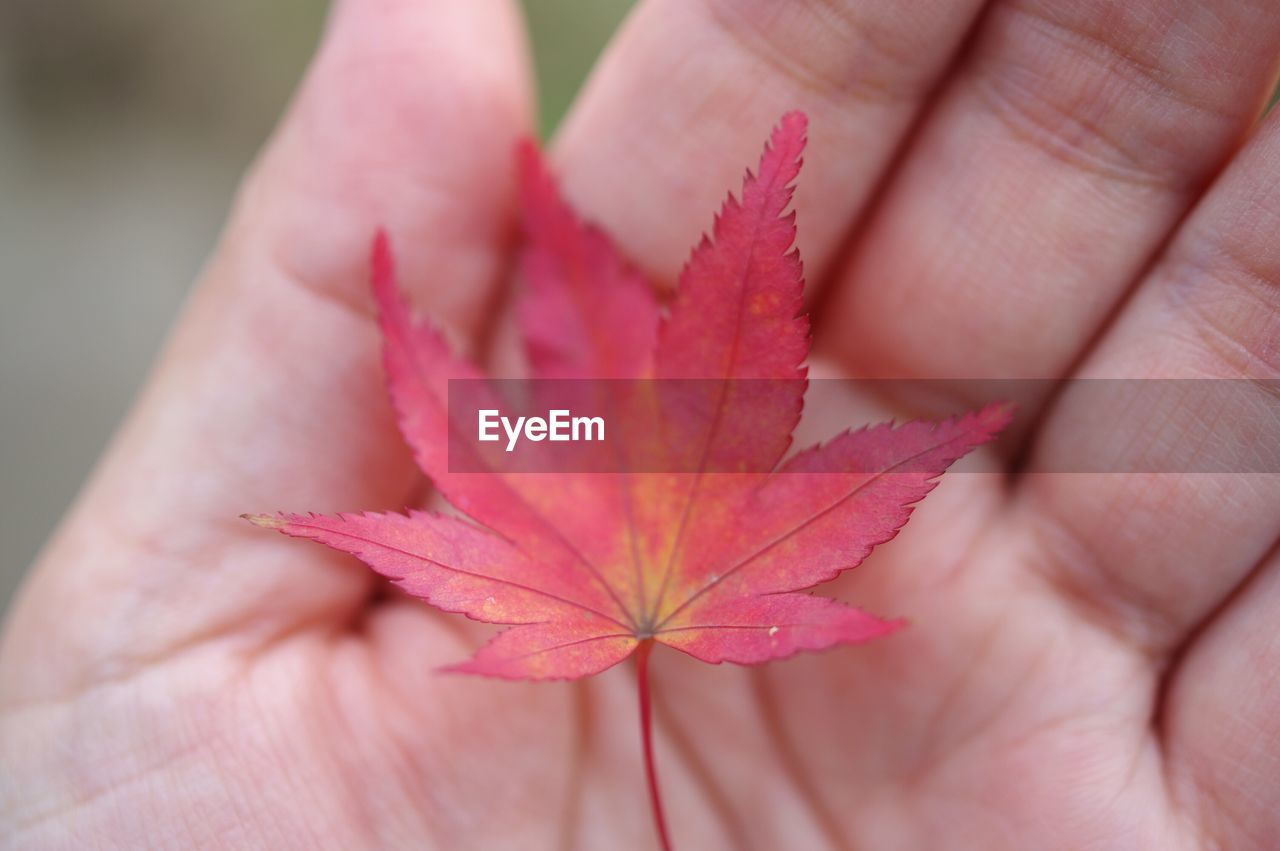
247,111,1010,849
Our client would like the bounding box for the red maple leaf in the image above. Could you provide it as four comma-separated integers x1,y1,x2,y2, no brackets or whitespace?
248,112,1010,849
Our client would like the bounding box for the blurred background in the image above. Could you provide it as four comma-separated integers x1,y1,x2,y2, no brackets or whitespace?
0,0,635,610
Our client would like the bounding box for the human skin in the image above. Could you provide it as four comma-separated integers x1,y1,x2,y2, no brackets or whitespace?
3,0,1279,847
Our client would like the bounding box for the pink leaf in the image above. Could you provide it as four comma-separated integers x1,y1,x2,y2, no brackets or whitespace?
253,115,1011,682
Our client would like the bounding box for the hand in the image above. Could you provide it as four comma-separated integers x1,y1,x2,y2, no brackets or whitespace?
4,0,1278,847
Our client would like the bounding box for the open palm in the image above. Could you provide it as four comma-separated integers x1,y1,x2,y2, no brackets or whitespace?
4,1,1278,848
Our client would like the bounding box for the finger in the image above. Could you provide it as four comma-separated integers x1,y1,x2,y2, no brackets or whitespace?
551,0,989,288
1005,108,1280,658
0,0,531,698
821,0,1280,417
1160,544,1280,848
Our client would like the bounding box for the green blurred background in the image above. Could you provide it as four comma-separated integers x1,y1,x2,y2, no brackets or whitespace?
0,1,635,609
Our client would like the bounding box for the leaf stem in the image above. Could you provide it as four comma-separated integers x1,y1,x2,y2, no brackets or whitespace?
636,639,673,851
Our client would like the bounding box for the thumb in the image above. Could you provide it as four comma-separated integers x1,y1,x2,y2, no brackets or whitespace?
1,0,531,704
